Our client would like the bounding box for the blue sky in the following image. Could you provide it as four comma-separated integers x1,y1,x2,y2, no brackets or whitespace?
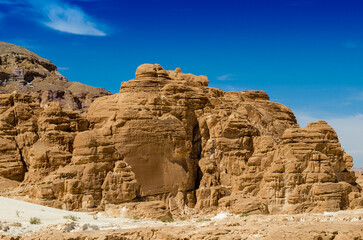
0,0,362,166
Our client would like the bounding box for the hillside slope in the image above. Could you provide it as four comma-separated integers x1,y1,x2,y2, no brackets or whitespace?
0,41,111,110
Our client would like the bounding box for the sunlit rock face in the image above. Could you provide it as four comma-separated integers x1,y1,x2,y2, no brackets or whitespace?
0,41,111,111
0,62,359,215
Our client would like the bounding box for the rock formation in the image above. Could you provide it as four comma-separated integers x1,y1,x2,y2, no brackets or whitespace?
0,41,111,110
355,170,363,186
0,61,360,216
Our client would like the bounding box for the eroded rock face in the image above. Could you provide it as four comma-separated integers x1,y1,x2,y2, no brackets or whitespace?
0,41,111,110
0,63,360,215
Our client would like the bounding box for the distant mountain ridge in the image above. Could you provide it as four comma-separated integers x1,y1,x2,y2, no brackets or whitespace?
0,41,111,110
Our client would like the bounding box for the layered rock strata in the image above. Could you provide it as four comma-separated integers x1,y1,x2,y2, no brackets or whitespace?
0,41,111,110
0,63,360,215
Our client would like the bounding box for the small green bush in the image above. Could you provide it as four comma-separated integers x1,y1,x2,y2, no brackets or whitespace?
30,217,41,225
240,213,250,217
179,217,186,221
159,217,174,223
196,218,211,222
133,216,140,220
63,215,79,221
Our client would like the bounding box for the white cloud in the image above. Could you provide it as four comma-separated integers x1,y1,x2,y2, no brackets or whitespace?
223,85,239,91
295,112,363,168
0,0,106,36
217,74,238,81
40,1,106,36
58,67,69,70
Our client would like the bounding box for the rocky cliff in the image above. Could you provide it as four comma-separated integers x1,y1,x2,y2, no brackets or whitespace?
0,41,111,110
0,61,361,216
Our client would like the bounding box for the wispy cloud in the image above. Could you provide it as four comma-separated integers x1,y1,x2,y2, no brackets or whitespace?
217,74,238,81
295,112,363,167
0,0,106,36
58,67,69,70
40,1,106,36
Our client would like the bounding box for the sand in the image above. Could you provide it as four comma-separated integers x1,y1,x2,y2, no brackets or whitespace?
0,196,167,236
1,196,363,239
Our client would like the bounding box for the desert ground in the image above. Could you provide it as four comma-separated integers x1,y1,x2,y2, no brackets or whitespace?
0,195,363,240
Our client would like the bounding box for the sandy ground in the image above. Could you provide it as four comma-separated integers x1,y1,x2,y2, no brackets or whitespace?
0,196,173,236
1,196,363,239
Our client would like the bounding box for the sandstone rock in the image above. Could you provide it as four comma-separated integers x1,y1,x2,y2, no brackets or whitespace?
349,170,363,209
105,201,172,220
218,195,268,214
256,121,358,213
0,41,111,110
0,63,359,216
0,176,20,194
355,170,363,187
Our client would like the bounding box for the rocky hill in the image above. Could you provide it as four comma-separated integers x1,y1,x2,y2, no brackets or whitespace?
0,41,111,110
0,61,361,217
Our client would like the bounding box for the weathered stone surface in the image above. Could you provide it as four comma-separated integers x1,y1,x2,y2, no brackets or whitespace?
355,170,363,187
5,209,363,240
104,201,172,220
0,41,111,110
0,62,360,216
350,170,363,209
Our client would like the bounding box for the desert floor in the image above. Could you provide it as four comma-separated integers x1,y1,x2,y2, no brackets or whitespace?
0,196,363,239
